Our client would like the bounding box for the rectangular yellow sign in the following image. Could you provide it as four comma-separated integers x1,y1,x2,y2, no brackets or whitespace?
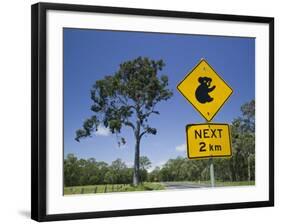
186,123,232,159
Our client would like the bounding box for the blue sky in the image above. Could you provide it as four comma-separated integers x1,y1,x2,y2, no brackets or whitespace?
63,28,255,169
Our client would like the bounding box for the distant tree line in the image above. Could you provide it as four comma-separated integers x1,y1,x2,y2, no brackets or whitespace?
64,155,151,187
64,100,255,187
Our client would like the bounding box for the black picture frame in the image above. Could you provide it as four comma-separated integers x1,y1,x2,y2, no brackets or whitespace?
31,2,274,222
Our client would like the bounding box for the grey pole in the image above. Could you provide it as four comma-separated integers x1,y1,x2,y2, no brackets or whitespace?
205,118,215,188
209,157,215,187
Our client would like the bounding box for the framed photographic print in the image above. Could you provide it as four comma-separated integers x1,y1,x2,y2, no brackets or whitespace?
31,2,274,222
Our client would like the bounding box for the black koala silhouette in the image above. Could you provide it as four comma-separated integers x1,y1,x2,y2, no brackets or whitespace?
195,77,216,104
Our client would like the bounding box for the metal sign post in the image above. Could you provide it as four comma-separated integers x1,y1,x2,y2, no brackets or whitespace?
207,120,215,188
209,157,215,187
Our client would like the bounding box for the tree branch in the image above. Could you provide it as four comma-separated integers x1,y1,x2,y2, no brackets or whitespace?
140,130,147,139
124,120,135,130
116,95,128,106
143,110,159,118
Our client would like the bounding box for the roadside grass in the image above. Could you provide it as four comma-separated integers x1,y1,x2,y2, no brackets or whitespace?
214,180,255,186
193,180,255,186
162,180,255,187
64,182,165,195
64,181,254,195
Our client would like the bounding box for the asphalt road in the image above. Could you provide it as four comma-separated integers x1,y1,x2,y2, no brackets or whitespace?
162,182,211,190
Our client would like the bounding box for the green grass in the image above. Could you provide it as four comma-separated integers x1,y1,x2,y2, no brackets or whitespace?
64,181,254,195
213,180,255,186
162,180,255,187
192,180,255,186
64,182,165,195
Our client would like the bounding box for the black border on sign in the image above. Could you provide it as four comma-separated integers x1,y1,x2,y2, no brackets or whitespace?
185,123,233,160
177,59,233,122
31,2,274,222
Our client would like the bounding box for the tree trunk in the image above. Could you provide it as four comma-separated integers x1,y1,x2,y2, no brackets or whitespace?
133,139,140,185
247,155,251,181
133,120,141,186
229,159,236,182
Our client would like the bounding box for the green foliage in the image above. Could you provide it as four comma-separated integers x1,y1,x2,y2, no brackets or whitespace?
75,57,173,185
75,57,173,143
153,157,209,182
64,154,81,186
139,156,152,182
227,99,255,181
140,156,152,170
64,156,140,186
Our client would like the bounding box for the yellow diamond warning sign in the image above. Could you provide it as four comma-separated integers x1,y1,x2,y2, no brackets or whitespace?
177,59,233,121
186,123,232,159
